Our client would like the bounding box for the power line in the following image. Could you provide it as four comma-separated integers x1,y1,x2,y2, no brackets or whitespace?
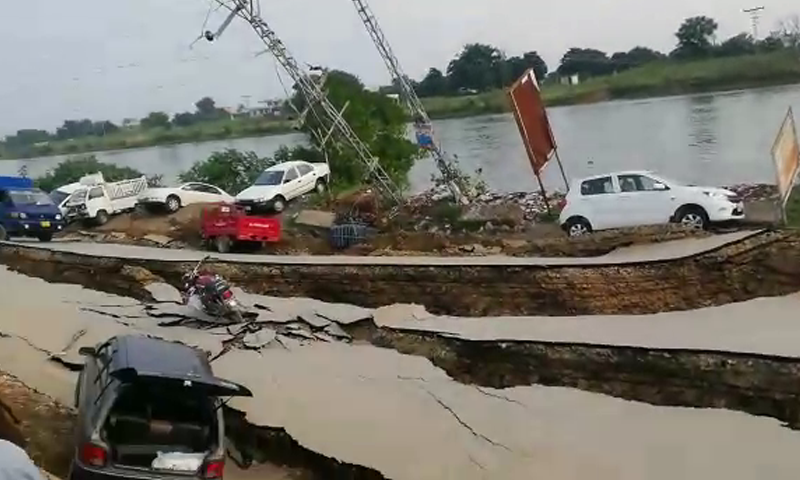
743,6,765,39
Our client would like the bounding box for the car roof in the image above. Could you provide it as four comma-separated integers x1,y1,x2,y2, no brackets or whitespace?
264,160,308,172
107,335,252,397
110,335,213,378
575,170,658,182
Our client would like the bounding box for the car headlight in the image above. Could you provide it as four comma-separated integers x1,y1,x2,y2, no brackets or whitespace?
55,214,63,221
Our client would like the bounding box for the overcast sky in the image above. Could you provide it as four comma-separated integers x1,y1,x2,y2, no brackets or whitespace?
0,0,797,135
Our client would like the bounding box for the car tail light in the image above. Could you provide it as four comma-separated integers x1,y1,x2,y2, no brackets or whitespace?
557,198,567,210
204,460,224,479
80,443,107,467
222,289,233,300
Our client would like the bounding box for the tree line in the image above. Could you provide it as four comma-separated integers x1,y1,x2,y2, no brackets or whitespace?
1,96,235,154
409,14,800,98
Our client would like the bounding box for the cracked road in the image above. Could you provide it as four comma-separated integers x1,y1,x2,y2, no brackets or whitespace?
2,265,800,479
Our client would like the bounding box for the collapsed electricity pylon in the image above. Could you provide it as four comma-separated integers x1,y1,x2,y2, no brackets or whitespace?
208,0,403,204
350,0,470,204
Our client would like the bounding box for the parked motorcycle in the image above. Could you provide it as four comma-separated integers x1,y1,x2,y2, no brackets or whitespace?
181,256,244,323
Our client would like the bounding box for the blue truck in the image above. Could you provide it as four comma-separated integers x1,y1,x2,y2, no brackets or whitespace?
0,176,65,241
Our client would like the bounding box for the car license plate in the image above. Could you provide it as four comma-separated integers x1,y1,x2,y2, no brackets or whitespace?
40,221,51,228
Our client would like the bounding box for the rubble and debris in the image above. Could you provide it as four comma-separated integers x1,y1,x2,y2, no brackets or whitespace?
293,210,336,230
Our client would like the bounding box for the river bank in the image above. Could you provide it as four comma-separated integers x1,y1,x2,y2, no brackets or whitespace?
3,51,799,161
424,50,800,118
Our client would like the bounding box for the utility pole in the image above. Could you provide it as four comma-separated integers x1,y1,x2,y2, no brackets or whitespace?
743,6,765,39
205,0,403,204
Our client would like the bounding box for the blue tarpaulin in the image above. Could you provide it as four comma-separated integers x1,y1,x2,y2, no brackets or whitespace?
0,176,33,190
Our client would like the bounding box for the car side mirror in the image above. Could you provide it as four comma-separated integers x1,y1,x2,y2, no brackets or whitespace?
653,183,668,191
78,346,96,357
284,178,292,184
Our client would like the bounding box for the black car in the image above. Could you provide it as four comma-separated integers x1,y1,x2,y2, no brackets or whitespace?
69,335,252,479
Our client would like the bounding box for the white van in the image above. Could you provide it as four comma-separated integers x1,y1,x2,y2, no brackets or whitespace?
65,173,148,225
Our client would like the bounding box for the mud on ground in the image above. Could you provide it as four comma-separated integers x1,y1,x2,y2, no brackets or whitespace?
0,372,74,477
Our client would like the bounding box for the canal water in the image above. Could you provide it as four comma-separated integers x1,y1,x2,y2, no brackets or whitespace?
2,84,799,194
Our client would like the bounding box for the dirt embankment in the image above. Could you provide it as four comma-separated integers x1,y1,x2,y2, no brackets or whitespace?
0,373,73,477
62,203,720,258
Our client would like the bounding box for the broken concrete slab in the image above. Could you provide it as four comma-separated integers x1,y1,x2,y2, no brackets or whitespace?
373,304,433,327
145,282,183,304
298,311,332,329
231,289,373,326
243,329,277,350
322,323,351,341
143,234,173,246
294,210,336,229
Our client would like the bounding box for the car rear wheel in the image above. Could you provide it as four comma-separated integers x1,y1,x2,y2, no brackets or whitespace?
564,217,592,237
215,235,232,254
272,196,286,213
677,207,709,230
95,210,109,226
166,195,182,213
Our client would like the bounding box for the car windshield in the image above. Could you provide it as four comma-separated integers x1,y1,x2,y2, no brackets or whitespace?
8,190,54,206
49,190,70,205
255,170,284,186
68,189,88,203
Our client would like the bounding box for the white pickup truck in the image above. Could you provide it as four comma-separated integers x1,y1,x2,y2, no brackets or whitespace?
64,173,148,225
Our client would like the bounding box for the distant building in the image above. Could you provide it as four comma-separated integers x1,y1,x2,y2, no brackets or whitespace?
559,74,581,86
238,99,285,118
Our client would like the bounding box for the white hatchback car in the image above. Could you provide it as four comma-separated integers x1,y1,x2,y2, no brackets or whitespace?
235,160,330,213
558,171,745,237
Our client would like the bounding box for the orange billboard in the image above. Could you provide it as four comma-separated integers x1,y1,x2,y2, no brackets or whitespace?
771,107,800,206
508,69,556,175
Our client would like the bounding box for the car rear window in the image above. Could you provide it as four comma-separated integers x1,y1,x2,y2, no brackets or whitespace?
581,177,614,195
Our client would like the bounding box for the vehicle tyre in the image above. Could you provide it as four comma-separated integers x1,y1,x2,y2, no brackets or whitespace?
37,233,53,242
564,217,592,237
272,196,286,213
315,179,327,195
0,225,7,241
215,235,232,254
95,209,109,226
676,206,709,230
166,195,182,213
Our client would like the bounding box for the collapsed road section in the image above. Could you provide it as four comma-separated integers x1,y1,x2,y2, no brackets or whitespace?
3,228,800,316
3,263,800,478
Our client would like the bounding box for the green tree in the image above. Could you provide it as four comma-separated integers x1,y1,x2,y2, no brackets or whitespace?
673,16,718,58
295,70,421,189
716,33,757,57
447,43,506,92
34,155,146,193
179,149,278,195
504,51,548,84
140,112,171,130
195,97,226,121
610,47,665,72
558,48,612,77
417,68,448,97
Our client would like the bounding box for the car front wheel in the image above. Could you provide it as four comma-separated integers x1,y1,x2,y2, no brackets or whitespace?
272,196,286,213
677,207,709,230
564,217,592,237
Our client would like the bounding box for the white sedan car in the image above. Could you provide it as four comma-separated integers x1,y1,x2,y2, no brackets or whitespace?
235,160,330,213
137,182,234,213
559,170,745,237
